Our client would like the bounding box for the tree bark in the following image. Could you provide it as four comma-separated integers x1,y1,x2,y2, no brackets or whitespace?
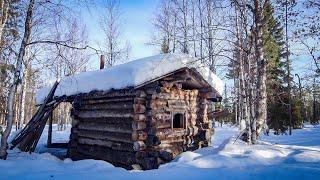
253,0,267,143
0,0,35,159
18,61,30,129
0,0,10,47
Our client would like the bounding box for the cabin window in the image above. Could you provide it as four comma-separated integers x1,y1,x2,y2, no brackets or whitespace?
172,113,184,129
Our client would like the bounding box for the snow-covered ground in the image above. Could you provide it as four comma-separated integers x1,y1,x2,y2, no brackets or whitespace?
1,124,319,180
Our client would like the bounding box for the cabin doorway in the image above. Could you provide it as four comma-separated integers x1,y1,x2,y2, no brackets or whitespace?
42,102,72,159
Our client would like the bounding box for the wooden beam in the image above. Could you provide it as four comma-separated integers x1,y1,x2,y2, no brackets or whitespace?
47,111,53,148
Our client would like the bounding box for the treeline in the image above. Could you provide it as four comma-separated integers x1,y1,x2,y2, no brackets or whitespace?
0,0,132,159
152,0,320,142
0,0,91,130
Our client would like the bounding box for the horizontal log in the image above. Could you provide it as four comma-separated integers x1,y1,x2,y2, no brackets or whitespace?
133,114,146,122
81,97,134,105
82,89,146,100
160,138,185,145
75,110,133,119
69,150,133,170
198,91,218,99
76,116,133,124
134,97,146,105
132,131,148,141
156,121,171,129
158,150,174,161
133,141,146,151
133,104,146,114
149,99,167,109
167,99,188,108
132,121,146,131
78,123,132,133
151,113,171,123
78,138,134,151
155,143,185,157
145,135,161,146
77,101,135,110
75,144,136,165
79,120,132,129
76,129,133,143
47,143,68,148
189,101,197,107
156,129,187,139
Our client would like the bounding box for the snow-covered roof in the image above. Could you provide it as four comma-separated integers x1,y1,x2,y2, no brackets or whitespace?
36,53,224,103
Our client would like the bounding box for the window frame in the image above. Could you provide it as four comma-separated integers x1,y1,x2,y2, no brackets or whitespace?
171,111,187,130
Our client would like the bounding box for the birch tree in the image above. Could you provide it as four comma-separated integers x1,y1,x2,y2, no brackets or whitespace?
0,0,11,44
0,0,35,159
100,0,127,67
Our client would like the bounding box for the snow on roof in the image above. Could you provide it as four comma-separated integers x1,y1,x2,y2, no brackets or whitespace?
36,53,224,104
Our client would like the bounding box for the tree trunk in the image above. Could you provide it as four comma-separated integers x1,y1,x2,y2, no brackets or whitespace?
0,0,10,46
0,0,35,160
18,62,30,129
253,0,267,143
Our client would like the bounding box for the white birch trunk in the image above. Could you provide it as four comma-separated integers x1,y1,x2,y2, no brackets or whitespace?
0,0,35,159
18,64,29,129
253,0,268,143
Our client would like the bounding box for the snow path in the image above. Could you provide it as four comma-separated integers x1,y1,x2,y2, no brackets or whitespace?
0,125,319,179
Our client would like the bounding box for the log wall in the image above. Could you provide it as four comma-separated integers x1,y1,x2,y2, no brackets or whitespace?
132,85,213,169
67,90,147,169
67,85,213,170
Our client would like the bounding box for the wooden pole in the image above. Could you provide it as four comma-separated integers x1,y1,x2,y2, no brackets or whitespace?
100,55,105,69
47,111,53,148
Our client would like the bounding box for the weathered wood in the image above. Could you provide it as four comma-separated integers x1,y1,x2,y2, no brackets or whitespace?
156,129,187,139
133,104,146,114
48,143,68,148
76,116,133,124
75,144,136,165
78,102,135,110
82,89,145,100
134,97,146,105
78,138,134,151
75,110,133,119
132,121,146,131
47,111,53,147
145,135,161,146
76,129,133,143
133,114,146,122
78,124,132,133
133,141,146,151
132,131,148,141
81,97,134,105
66,69,217,170
11,81,61,148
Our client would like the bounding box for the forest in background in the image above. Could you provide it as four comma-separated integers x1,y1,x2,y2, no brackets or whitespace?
0,0,319,158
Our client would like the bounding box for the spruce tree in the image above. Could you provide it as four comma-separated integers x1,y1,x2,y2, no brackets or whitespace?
263,2,289,133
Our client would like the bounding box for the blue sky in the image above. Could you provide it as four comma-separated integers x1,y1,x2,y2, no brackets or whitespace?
82,0,159,63
79,0,316,86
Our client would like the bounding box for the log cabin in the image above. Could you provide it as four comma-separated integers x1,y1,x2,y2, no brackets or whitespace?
35,53,224,170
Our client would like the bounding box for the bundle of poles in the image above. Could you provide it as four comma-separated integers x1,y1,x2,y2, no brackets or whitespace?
10,80,64,152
